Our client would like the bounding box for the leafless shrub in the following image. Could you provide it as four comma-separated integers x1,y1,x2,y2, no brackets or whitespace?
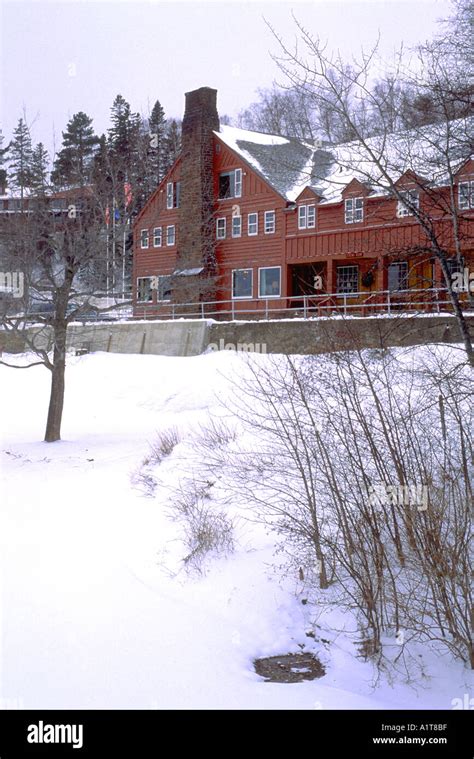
147,427,181,465
130,467,157,497
170,480,234,573
224,346,472,672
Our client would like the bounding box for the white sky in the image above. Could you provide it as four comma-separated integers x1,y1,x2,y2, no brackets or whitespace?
1,0,452,158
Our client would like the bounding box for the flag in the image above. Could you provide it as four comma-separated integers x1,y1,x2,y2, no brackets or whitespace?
124,182,132,210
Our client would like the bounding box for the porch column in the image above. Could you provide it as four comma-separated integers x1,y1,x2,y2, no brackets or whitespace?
376,255,387,291
327,258,335,294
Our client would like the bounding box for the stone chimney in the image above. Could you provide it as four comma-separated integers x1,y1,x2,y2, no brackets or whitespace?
176,87,219,291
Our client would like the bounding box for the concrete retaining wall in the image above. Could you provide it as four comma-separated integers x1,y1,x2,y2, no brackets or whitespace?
0,314,472,357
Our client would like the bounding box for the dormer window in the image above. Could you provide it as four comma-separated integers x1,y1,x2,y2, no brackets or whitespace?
397,189,419,217
298,204,316,229
458,180,474,210
218,168,242,199
345,197,364,223
166,181,180,209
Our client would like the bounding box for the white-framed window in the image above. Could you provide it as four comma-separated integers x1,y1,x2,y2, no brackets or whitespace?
174,182,181,208
298,205,307,229
388,261,408,291
234,168,242,198
458,180,474,210
218,169,242,199
248,212,258,236
216,217,226,240
259,266,281,298
232,268,253,299
166,182,173,209
166,225,175,246
232,215,242,238
345,197,364,223
137,276,153,303
336,265,359,294
140,229,149,249
397,189,419,217
155,274,172,302
264,210,276,234
298,204,316,229
153,227,162,247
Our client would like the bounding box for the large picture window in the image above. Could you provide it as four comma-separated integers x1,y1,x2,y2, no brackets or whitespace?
232,268,252,299
259,266,281,298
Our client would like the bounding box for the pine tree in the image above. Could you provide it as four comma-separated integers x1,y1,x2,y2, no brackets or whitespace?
108,95,135,179
8,118,33,198
30,143,50,194
0,130,9,193
51,112,99,188
148,99,167,185
163,118,182,175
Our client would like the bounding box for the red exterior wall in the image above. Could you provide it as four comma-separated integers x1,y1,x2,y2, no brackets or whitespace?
132,139,474,318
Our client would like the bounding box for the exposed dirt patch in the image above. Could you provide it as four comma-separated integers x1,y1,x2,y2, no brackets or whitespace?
254,652,326,683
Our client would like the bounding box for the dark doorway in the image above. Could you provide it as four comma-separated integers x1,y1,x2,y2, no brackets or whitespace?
291,263,326,297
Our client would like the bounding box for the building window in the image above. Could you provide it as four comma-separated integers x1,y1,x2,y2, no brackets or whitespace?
248,212,258,236
174,182,181,208
298,204,316,229
232,268,253,299
388,262,408,291
336,265,359,294
218,169,242,199
264,210,276,234
458,180,474,210
137,277,153,303
155,275,172,302
166,182,173,209
216,217,226,239
232,215,242,238
166,225,175,246
298,205,307,229
234,169,242,198
259,266,281,298
397,189,419,217
140,229,149,249
345,197,364,223
153,227,162,247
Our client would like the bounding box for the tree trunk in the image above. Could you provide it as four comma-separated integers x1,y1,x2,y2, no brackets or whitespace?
44,326,67,442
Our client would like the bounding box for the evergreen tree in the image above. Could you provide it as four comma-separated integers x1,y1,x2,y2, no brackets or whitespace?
163,118,182,175
148,99,167,185
51,111,99,188
0,130,9,193
30,142,50,194
108,95,135,178
8,118,33,198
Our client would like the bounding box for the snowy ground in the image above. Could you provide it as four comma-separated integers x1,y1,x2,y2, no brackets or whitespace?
0,350,471,709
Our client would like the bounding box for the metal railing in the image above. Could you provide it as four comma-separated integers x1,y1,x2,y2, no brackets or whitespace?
134,287,473,322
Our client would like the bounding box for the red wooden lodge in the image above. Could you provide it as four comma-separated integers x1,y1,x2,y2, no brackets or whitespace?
132,87,474,319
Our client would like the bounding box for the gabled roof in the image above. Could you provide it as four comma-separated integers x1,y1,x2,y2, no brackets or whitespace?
215,116,474,205
215,125,334,203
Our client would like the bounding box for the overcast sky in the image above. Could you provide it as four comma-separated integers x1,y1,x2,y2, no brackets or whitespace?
1,0,452,158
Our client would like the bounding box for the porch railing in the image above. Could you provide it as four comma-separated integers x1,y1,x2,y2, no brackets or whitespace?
134,287,473,322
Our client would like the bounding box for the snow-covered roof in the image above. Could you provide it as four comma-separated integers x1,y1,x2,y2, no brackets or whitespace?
215,117,473,205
